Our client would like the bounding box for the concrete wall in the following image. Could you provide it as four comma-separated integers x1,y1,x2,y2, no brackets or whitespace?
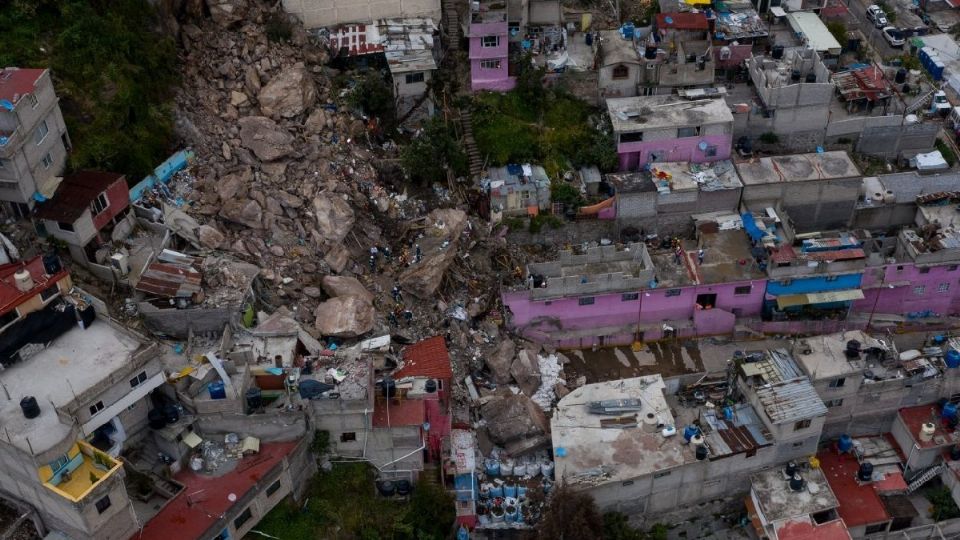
740,177,861,232
599,63,639,98
505,219,617,246
139,305,236,339
43,211,97,250
195,410,308,442
282,0,441,28
852,121,940,160
617,188,743,238
393,69,432,98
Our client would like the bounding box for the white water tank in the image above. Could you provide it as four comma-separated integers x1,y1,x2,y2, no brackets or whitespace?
642,412,659,433
690,433,705,447
110,253,129,276
13,269,33,292
920,422,936,442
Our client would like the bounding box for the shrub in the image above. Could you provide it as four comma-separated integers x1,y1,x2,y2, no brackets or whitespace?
759,132,780,144
400,117,468,184
936,139,957,167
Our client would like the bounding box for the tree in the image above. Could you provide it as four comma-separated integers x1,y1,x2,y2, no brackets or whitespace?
348,72,395,125
536,486,605,540
826,21,847,47
400,117,468,184
515,53,548,116
397,479,455,539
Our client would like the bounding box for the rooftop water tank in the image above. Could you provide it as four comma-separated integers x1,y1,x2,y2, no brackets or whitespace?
19,396,39,419
944,402,958,421
13,269,32,293
789,473,804,491
858,462,874,482
920,422,936,442
785,461,797,477
838,434,853,453
947,350,960,369
695,444,708,460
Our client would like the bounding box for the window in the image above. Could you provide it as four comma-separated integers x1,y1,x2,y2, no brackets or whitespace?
41,152,53,169
896,265,904,272
734,285,752,295
950,265,959,271
480,59,501,70
340,432,357,442
677,126,701,138
91,193,108,216
39,284,59,302
825,275,838,281
940,283,951,293
481,35,500,48
233,507,253,529
89,401,104,416
49,454,69,472
704,145,717,157
914,285,926,296
646,63,657,70
28,93,38,108
792,441,805,448
266,480,282,497
653,470,671,478
780,279,792,286
919,267,931,274
612,64,630,80
95,496,111,514
793,419,811,431
579,297,595,306
57,221,74,232
620,132,643,143
665,289,682,297
621,480,634,486
828,377,846,388
622,293,639,301
405,72,425,85
129,371,148,388
745,448,757,458
0,310,18,329
544,301,552,306
0,158,6,169
34,120,49,145
825,399,844,408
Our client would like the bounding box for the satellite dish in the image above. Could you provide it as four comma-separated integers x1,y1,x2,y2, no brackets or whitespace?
665,16,674,24
227,493,237,502
698,141,709,151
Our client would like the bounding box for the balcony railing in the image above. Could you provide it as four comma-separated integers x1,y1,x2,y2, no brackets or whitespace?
39,441,122,502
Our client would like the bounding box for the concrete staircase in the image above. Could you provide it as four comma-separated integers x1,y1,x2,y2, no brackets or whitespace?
904,88,938,116
443,0,461,52
906,464,944,493
460,110,483,177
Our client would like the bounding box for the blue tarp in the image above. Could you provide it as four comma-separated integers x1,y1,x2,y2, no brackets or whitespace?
741,213,764,242
129,149,194,203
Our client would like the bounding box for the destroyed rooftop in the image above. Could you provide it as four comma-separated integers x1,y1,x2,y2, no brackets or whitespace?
606,96,733,132
523,242,656,298
751,466,839,523
0,322,147,454
599,31,640,66
735,152,860,185
552,376,697,484
607,160,743,194
900,226,960,257
791,331,880,380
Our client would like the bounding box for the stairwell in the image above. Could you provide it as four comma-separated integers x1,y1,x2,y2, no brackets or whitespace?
460,110,483,177
906,464,944,493
443,0,460,52
905,88,938,116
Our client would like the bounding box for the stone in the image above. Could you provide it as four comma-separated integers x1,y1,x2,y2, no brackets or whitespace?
312,193,355,244
269,245,285,256
219,198,263,229
554,383,571,399
481,394,550,445
398,209,468,298
304,108,327,132
277,191,303,208
487,339,515,385
320,275,374,303
229,90,249,107
511,348,542,397
217,169,248,200
303,286,323,298
244,65,261,95
221,141,232,161
196,224,225,249
314,296,374,338
237,116,293,161
257,64,317,119
206,0,248,27
323,244,351,273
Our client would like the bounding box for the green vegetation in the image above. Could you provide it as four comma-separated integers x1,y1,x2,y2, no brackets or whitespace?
503,217,526,231
537,486,605,540
0,0,179,180
936,139,957,167
265,13,294,43
878,1,897,23
347,72,395,127
826,21,847,48
900,54,921,71
528,214,564,233
309,430,330,456
252,462,454,540
472,57,617,179
759,132,780,144
924,486,960,520
604,513,669,540
400,117,468,184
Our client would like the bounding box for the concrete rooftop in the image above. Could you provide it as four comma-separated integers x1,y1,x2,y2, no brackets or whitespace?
690,229,767,284
552,375,697,485
606,95,733,133
736,152,860,185
0,322,144,454
751,466,839,523
792,331,881,381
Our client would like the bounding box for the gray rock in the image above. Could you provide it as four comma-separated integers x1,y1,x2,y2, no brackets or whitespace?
219,198,263,229
258,64,317,119
314,296,374,337
399,209,468,298
206,0,248,27
277,191,303,208
304,108,327,132
244,65,261,95
196,224,225,249
487,339,515,384
321,275,373,303
312,193,355,244
237,116,293,161
511,348,542,396
481,394,550,445
303,286,323,298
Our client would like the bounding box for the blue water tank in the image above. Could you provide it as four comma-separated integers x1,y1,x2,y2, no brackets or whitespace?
944,402,958,421
208,381,226,400
838,434,853,453
683,425,700,442
947,350,960,368
723,406,734,421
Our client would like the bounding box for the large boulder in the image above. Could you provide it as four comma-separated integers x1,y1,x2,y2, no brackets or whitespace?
237,116,293,162
206,0,248,27
258,64,317,119
481,394,550,445
511,348,542,397
313,193,355,244
219,198,263,229
196,224,226,249
321,275,374,303
398,209,468,298
314,296,374,337
487,339,516,384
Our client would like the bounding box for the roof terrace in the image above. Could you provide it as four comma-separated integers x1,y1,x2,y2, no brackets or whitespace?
736,151,860,185
525,243,656,300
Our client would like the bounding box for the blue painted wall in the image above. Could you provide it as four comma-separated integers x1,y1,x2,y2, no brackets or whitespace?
765,273,863,296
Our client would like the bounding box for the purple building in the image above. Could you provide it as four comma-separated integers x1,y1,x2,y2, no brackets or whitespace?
606,95,734,171
468,3,515,91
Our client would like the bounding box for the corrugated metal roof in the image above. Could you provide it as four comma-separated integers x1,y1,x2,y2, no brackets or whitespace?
135,262,201,298
702,403,772,456
776,289,864,309
755,378,827,424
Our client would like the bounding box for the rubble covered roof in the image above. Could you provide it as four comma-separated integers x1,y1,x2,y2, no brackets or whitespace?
0,67,45,105
34,172,126,223
396,336,453,380
135,262,202,299
606,95,733,133
736,151,860,185
750,466,839,523
833,65,893,102
701,403,773,456
715,9,768,40
599,30,641,67
327,19,438,74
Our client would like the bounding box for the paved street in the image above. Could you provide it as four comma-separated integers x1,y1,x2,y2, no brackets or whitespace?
843,0,907,59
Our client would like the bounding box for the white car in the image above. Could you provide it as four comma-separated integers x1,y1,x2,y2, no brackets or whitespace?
867,4,888,28
882,26,905,47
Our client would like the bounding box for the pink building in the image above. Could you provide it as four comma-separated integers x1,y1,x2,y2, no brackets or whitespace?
468,6,515,91
606,95,734,171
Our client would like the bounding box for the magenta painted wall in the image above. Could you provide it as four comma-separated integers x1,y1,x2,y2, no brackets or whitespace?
852,263,960,318
469,24,511,91
617,134,733,170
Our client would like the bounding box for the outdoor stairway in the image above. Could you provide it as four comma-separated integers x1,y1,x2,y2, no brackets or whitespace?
419,464,443,487
443,0,460,52
460,110,483,176
906,464,944,493
904,88,938,115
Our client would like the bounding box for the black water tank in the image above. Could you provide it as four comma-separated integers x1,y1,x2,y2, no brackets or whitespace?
396,479,412,496
425,379,437,393
789,474,804,491
785,461,797,477
951,446,960,461
42,253,62,275
772,45,784,59
20,396,39,419
806,73,816,83
377,480,397,496
791,69,801,82
645,46,657,60
845,339,861,358
896,68,908,84
163,404,180,425
695,445,708,460
148,409,166,429
858,462,874,482
246,387,262,410
382,378,397,398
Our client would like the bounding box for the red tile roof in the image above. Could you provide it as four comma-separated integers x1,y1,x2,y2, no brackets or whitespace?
817,449,890,527
34,172,126,223
776,518,852,540
373,398,426,428
395,336,453,380
134,441,297,540
898,404,950,449
656,12,709,31
0,68,45,106
0,255,68,316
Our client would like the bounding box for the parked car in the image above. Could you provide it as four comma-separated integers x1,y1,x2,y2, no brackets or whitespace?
882,26,905,47
867,4,888,28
